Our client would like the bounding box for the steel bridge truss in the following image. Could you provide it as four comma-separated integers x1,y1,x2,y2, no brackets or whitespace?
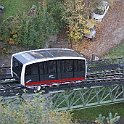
44,84,124,111
1,83,124,111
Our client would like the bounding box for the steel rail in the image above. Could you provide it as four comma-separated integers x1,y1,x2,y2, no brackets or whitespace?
0,75,124,97
0,57,124,97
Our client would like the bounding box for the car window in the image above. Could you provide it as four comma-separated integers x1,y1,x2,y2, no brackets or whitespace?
94,1,109,15
94,8,105,15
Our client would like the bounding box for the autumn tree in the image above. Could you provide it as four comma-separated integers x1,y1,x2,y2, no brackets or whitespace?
64,0,96,44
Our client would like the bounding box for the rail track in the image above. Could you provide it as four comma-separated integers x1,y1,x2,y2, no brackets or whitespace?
0,58,124,97
0,70,124,97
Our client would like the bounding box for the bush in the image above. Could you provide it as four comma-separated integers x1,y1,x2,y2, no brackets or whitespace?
0,94,73,124
0,4,59,48
64,0,89,42
47,0,66,29
17,7,59,48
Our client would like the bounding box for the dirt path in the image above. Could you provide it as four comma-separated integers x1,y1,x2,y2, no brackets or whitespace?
73,0,124,58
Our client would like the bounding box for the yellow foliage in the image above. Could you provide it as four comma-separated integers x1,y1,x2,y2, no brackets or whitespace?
86,19,96,29
65,0,96,42
68,21,83,42
83,28,90,34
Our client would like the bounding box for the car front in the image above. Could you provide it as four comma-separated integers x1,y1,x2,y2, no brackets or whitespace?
92,1,109,22
92,6,105,21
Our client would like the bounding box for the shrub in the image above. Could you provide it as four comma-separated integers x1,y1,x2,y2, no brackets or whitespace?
64,0,93,42
0,4,59,48
47,0,66,29
95,113,120,124
17,7,59,48
0,94,73,124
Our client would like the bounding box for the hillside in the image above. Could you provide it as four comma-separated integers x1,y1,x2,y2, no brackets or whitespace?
73,0,124,58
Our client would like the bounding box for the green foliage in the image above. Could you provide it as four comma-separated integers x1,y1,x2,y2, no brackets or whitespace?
0,94,73,124
105,41,124,58
0,0,39,19
64,0,85,42
95,113,120,124
73,103,124,121
95,114,105,124
47,111,73,124
0,95,44,124
106,113,120,124
0,16,18,42
47,0,66,29
0,4,59,48
17,7,58,48
67,16,86,42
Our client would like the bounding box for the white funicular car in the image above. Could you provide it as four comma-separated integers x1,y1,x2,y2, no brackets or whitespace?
92,1,109,22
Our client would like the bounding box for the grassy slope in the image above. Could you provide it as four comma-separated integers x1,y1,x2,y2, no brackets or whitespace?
105,41,124,58
1,0,39,19
72,103,124,121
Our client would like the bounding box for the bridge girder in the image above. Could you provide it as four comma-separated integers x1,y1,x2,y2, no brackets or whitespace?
1,84,124,111
44,84,124,111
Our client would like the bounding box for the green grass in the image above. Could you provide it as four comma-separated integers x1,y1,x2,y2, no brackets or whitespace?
1,0,40,19
72,103,124,121
105,41,124,58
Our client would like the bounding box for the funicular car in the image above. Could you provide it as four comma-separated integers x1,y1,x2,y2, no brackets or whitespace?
11,48,87,88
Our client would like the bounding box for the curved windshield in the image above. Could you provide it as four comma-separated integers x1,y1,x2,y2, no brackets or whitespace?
94,8,105,15
12,57,23,80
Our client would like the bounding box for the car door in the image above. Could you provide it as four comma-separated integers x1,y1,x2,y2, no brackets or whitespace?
57,59,73,80
39,60,57,83
25,63,39,83
73,59,86,78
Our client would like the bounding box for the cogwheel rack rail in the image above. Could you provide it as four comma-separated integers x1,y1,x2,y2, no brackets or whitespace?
0,57,124,110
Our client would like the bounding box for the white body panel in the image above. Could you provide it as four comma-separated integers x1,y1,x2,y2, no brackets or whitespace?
92,1,109,22
85,30,96,39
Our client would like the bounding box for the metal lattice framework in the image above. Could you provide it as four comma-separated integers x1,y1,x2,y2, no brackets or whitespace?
44,84,124,111
1,83,124,111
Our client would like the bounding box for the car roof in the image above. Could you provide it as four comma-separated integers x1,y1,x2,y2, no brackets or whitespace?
0,5,4,10
98,1,108,7
12,48,84,64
